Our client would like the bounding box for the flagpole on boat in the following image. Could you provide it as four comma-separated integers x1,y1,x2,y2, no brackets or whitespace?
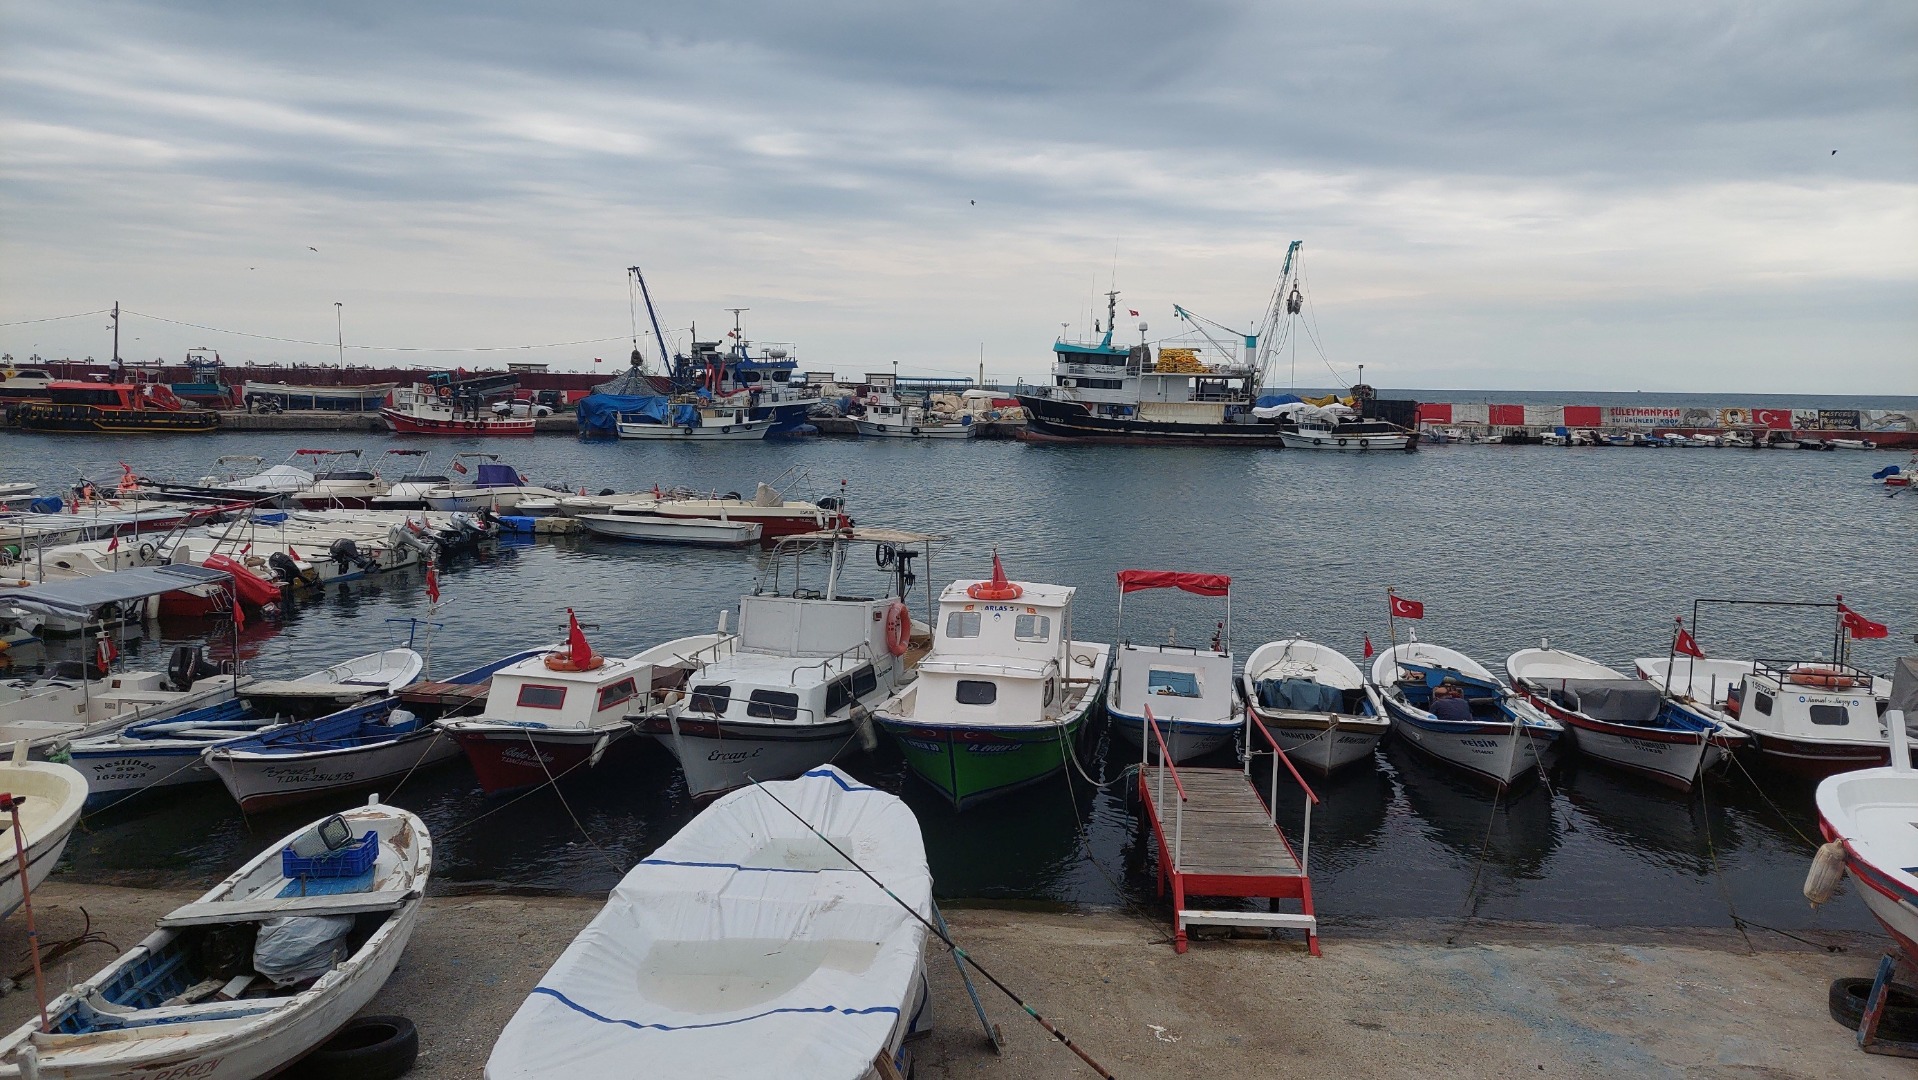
1386,587,1399,680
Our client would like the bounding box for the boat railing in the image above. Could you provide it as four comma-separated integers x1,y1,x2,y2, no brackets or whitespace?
785,640,875,686
1142,704,1189,875
1243,703,1321,876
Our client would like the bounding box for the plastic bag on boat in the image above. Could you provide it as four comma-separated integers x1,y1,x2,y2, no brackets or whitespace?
253,914,355,987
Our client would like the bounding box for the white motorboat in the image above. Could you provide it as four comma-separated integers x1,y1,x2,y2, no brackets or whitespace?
0,483,36,502
853,394,976,439
0,798,429,1080
1371,640,1563,788
1637,654,1897,777
1275,415,1415,451
874,553,1111,809
636,528,939,800
576,510,762,547
1507,644,1741,791
1106,569,1240,762
485,765,931,1080
367,450,449,510
0,744,87,920
67,648,423,808
421,455,569,512
289,449,390,509
1813,658,1918,957
1827,438,1878,450
559,482,851,543
616,400,773,441
439,618,723,794
1240,638,1390,773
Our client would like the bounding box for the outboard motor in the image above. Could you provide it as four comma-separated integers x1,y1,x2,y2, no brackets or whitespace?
266,550,311,587
386,523,434,561
168,645,221,690
328,537,381,575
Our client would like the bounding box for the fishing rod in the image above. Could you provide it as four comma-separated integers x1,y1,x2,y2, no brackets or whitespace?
747,778,1118,1079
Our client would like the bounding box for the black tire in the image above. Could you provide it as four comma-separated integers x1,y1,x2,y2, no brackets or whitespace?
288,1015,419,1080
1829,977,1918,1039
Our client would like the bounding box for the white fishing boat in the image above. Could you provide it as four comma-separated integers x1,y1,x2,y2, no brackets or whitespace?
485,765,931,1080
616,400,773,441
439,616,723,794
853,394,976,439
1637,653,1897,777
0,744,87,920
559,481,851,542
421,455,569,512
204,649,543,812
1813,657,1918,957
1239,638,1390,773
1272,412,1415,451
67,648,422,808
636,528,938,800
1507,644,1742,791
874,553,1111,809
1106,569,1240,762
1371,640,1563,788
576,509,763,547
0,798,429,1080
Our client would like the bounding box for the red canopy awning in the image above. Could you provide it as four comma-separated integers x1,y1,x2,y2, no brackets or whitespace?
1117,570,1231,596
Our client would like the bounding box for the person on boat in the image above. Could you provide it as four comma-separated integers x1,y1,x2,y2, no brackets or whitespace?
1430,676,1474,722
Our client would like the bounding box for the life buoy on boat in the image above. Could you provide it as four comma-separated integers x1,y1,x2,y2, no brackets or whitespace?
544,651,605,672
884,600,911,656
1360,438,1370,449
911,426,922,436
1788,664,1856,690
1337,438,1348,447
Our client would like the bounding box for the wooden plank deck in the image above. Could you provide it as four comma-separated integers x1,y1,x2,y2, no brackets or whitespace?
1163,768,1300,877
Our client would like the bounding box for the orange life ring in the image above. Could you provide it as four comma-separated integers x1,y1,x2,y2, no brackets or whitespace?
544,652,605,672
1788,664,1855,690
884,601,911,656
966,581,1023,601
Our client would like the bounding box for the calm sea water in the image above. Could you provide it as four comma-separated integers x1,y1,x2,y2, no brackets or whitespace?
7,429,1914,935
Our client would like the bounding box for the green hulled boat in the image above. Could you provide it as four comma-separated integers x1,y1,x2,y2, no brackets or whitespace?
875,555,1112,810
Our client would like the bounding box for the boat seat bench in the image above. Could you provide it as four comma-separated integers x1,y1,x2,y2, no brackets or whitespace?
158,889,416,927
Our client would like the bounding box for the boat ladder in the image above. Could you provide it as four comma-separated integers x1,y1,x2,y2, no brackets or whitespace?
1137,703,1320,955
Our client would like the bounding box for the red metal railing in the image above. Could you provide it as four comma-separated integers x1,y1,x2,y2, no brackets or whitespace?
1143,704,1188,873
1244,704,1320,875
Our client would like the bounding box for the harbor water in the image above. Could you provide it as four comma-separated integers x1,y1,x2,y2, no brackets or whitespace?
5,429,1914,935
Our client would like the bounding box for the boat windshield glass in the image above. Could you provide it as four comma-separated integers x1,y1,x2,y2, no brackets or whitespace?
945,611,981,638
1014,615,1051,642
1147,670,1202,698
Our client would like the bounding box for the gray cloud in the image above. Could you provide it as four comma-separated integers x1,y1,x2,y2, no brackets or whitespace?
2,0,1913,391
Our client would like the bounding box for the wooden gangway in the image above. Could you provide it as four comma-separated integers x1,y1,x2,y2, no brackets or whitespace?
1137,705,1320,955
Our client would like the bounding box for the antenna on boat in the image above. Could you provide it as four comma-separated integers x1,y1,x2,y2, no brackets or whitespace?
746,777,1118,1078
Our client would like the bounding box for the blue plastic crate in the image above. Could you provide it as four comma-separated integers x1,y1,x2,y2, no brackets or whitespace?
281,830,378,880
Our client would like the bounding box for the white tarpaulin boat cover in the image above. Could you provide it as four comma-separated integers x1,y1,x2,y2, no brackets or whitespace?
486,766,932,1079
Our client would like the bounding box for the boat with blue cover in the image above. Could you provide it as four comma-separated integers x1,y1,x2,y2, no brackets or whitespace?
203,649,542,812
1507,643,1743,791
1240,638,1390,773
1371,639,1563,788
0,797,429,1080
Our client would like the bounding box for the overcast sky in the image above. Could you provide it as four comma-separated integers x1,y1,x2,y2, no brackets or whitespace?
2,1,1913,392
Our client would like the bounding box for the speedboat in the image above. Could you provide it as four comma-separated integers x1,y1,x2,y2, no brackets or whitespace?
204,649,543,811
559,482,852,543
485,765,930,1079
422,455,569,512
1813,660,1918,957
367,450,450,510
0,744,87,920
1507,643,1742,791
576,509,763,547
439,615,723,794
0,798,429,1080
874,553,1111,809
1240,638,1390,773
67,648,422,808
1637,655,1897,776
636,528,938,800
1106,569,1238,762
289,449,389,509
1371,640,1563,788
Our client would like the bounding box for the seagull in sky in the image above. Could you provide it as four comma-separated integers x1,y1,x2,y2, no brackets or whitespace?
309,246,319,252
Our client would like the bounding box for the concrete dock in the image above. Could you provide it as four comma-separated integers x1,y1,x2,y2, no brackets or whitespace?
0,882,1899,1078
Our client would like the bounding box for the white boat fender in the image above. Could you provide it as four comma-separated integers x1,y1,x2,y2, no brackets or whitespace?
852,704,879,752
1804,841,1848,906
381,708,416,728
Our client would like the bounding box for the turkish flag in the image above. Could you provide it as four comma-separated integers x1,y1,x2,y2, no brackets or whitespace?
566,608,596,666
1840,603,1888,639
453,460,468,474
96,635,118,668
1674,628,1705,658
425,564,441,604
1389,595,1424,619
1753,408,1793,430
106,535,119,552
1363,634,1374,658
1128,309,1140,317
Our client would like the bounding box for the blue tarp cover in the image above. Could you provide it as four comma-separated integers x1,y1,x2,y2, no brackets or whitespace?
1256,393,1303,408
1256,677,1344,712
474,463,520,488
575,394,669,437
673,403,700,427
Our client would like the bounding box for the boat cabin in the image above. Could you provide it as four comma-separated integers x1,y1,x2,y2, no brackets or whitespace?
474,651,656,732
1112,644,1236,727
1731,660,1890,745
906,580,1076,725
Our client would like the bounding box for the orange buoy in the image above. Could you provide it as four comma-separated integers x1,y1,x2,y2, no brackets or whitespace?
884,600,911,656
1788,664,1856,690
965,550,1023,601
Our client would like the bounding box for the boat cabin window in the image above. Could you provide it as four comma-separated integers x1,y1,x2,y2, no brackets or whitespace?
956,680,998,705
517,684,567,710
945,611,982,639
739,370,761,384
1808,704,1850,726
1752,691,1773,716
1014,614,1051,643
851,665,877,698
825,666,878,714
597,678,638,712
1148,670,1202,698
1044,677,1057,708
771,370,791,382
746,690,801,720
689,684,731,714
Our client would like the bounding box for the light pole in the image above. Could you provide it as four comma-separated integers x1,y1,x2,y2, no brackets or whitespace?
334,302,344,370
